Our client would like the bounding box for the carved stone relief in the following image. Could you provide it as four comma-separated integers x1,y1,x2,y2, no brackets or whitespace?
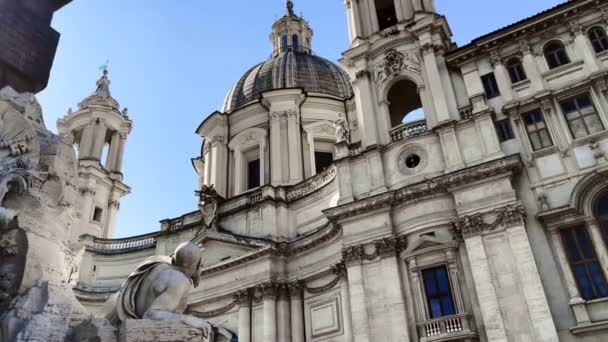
374,49,421,85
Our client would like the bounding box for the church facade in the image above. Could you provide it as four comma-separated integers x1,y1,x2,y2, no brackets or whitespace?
67,0,608,341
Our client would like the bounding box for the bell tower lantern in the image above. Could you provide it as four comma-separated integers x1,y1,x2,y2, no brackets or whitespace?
58,69,133,239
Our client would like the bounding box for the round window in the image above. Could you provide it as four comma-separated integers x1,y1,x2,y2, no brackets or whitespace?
405,154,421,169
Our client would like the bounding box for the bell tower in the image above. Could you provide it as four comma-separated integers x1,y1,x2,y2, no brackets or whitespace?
58,69,132,239
341,0,461,148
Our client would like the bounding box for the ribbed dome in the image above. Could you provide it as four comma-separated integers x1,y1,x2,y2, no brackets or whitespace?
222,51,353,113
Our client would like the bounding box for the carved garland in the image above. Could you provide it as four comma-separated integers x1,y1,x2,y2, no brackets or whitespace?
342,236,407,265
451,203,526,239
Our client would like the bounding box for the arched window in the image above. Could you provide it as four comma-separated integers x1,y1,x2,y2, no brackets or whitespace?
594,192,608,243
281,35,288,53
589,27,608,54
387,79,424,128
544,42,570,69
506,57,527,83
292,34,299,52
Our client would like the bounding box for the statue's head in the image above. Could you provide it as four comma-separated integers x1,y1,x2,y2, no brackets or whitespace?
172,242,203,287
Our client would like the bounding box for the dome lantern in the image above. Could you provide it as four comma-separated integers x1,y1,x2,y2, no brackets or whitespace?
270,0,313,57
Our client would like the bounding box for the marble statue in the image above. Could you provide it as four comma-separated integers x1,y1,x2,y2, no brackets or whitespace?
335,112,350,143
103,242,215,341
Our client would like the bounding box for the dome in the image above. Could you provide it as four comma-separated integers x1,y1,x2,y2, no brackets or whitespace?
222,51,353,113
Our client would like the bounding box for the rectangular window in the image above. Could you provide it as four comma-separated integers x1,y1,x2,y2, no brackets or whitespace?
561,225,608,300
92,207,103,223
375,0,397,31
315,151,334,174
559,94,604,139
495,119,515,142
522,109,553,151
481,73,501,99
247,159,260,190
422,266,456,319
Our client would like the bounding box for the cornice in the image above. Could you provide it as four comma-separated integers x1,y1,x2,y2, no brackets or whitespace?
325,154,522,221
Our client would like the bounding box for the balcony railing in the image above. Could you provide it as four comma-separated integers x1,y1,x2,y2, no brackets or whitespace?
417,314,471,341
83,233,158,254
286,165,337,202
390,120,428,142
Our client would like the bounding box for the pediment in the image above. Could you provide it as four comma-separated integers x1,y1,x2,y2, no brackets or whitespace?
403,236,457,257
201,239,259,267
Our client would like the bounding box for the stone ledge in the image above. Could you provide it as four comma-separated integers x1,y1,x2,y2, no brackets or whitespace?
119,319,205,342
569,320,608,336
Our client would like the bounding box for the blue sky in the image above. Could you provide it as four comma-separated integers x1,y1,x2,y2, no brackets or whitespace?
38,0,564,238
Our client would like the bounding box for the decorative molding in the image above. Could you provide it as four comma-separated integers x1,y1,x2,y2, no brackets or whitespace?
374,48,420,85
288,280,304,297
304,275,340,294
451,203,526,238
191,297,238,319
342,236,407,265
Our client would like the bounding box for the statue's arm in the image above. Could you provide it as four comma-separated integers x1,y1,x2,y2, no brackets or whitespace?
142,278,212,333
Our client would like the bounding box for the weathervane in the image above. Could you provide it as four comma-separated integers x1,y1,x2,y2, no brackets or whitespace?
98,59,110,75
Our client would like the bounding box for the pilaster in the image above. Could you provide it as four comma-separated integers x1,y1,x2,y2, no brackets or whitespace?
421,43,451,124
235,289,252,342
289,281,304,342
352,71,379,148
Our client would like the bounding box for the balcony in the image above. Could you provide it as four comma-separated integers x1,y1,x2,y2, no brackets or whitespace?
417,314,476,342
82,233,158,254
390,120,428,143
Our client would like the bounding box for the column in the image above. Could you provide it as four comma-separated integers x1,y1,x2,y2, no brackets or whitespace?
570,23,600,73
335,268,354,342
520,41,544,92
262,283,277,342
379,255,410,341
210,137,227,196
346,261,371,342
234,149,244,194
353,71,379,148
464,235,508,342
104,199,119,239
259,140,267,186
345,0,363,43
79,122,96,159
106,133,120,171
277,285,291,342
270,113,283,185
490,52,513,102
114,133,127,172
506,225,559,342
203,145,212,187
236,290,252,342
287,111,303,184
549,229,590,324
289,282,305,342
307,134,317,176
367,0,379,33
91,120,107,161
421,44,451,124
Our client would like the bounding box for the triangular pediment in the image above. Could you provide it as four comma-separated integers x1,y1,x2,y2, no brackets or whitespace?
403,236,458,256
195,229,268,267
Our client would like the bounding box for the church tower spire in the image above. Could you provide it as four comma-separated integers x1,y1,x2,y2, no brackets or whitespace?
270,0,313,57
57,69,133,240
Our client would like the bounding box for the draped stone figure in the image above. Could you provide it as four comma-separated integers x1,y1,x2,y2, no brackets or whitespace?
102,242,216,341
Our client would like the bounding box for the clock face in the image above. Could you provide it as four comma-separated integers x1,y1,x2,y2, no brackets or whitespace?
397,145,425,175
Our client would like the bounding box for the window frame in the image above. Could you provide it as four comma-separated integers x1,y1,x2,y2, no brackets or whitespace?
495,118,515,142
544,41,571,70
506,57,527,84
558,93,605,140
588,26,608,54
421,265,457,319
92,206,104,224
521,109,554,151
481,72,501,99
560,224,608,300
247,158,261,190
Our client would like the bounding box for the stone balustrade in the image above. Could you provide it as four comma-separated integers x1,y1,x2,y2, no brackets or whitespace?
82,233,158,254
389,119,428,142
286,165,337,202
417,314,470,341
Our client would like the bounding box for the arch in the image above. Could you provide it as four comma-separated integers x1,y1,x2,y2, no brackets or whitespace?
588,26,608,54
542,40,570,69
384,78,426,127
569,170,608,216
228,127,267,151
